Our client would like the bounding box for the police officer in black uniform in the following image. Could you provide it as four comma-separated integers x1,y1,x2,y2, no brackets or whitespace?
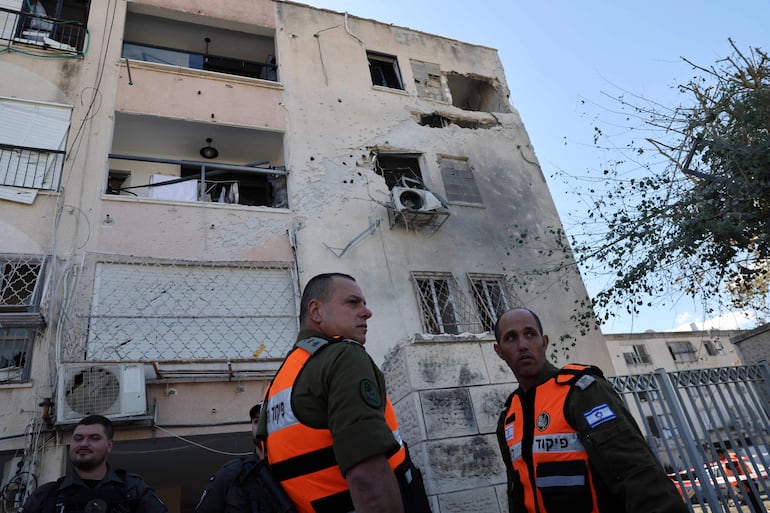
195,404,275,513
20,415,166,513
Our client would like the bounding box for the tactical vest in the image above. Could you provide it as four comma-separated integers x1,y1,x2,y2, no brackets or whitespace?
501,364,602,513
264,337,427,513
43,471,138,513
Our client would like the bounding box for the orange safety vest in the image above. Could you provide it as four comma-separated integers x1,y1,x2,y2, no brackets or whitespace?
501,364,601,513
264,339,406,513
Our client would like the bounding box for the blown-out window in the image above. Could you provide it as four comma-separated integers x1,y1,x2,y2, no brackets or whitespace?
368,51,404,90
0,254,47,383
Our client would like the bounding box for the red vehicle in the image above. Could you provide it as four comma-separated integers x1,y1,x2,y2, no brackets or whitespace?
668,453,768,503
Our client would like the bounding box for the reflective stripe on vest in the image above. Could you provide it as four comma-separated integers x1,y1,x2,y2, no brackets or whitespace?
503,364,601,513
265,344,406,513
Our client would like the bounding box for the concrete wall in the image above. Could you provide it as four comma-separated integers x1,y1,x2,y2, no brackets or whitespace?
274,3,613,369
731,323,770,365
383,336,515,513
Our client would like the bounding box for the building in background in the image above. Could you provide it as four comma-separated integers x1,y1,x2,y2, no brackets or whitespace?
0,2,611,512
731,322,770,365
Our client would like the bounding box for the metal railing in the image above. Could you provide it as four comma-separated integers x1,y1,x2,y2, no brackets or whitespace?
108,154,288,208
0,6,86,54
610,363,770,513
0,143,65,190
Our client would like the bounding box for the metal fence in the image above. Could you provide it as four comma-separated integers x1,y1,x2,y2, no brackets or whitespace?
60,256,299,363
610,363,770,513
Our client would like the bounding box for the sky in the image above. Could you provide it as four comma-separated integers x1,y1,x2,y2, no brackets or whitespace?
300,0,770,334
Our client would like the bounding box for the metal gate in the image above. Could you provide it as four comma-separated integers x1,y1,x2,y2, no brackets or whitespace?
609,362,770,513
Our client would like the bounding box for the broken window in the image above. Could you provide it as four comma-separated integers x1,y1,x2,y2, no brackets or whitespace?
440,157,482,204
622,344,651,365
412,272,461,335
122,12,277,81
0,328,34,383
410,59,446,102
0,98,70,191
11,0,89,52
703,339,722,356
666,340,697,363
181,165,287,208
368,51,404,90
446,72,509,113
373,153,423,190
468,274,510,332
0,254,47,384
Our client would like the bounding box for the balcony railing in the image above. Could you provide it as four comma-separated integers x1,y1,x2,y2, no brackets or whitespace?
108,154,288,208
123,42,277,81
0,143,65,190
0,6,86,54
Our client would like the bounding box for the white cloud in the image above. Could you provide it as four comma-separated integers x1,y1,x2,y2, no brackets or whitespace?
669,311,756,332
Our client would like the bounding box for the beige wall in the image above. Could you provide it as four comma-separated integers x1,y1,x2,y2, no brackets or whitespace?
604,329,743,376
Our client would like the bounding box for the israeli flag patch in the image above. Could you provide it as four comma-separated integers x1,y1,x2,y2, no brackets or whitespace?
505,425,514,441
583,403,616,428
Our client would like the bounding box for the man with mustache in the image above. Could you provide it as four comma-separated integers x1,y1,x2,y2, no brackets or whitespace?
20,415,166,513
494,308,687,513
258,273,430,513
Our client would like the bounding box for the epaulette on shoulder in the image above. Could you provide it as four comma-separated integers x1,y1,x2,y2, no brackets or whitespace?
296,337,330,355
556,364,604,388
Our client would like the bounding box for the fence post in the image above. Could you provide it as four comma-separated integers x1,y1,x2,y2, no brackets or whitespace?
654,367,725,513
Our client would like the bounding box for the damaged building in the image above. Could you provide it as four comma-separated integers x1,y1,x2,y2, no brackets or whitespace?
0,2,612,513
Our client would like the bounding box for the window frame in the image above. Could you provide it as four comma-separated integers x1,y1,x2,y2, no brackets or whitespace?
467,273,510,332
0,327,35,383
0,254,47,384
0,97,71,191
622,344,651,365
666,340,698,362
411,272,461,335
367,51,404,90
439,156,483,205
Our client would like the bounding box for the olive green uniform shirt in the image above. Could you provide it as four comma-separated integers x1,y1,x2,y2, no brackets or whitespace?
258,330,400,476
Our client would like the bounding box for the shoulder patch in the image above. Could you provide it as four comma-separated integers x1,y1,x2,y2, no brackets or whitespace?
359,378,383,408
574,375,596,390
583,403,616,428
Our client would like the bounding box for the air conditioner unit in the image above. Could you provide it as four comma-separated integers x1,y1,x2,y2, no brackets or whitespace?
391,187,445,212
56,363,147,424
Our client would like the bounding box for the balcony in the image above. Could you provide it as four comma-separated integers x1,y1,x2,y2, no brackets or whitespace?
123,10,276,82
0,1,87,55
108,113,287,209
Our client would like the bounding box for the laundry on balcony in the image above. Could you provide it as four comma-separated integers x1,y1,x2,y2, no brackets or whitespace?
204,180,240,204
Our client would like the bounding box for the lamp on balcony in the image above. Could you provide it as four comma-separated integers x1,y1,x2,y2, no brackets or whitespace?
200,138,219,159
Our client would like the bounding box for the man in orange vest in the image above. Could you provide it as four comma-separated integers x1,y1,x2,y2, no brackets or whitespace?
257,273,430,513
717,447,766,512
494,308,687,513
